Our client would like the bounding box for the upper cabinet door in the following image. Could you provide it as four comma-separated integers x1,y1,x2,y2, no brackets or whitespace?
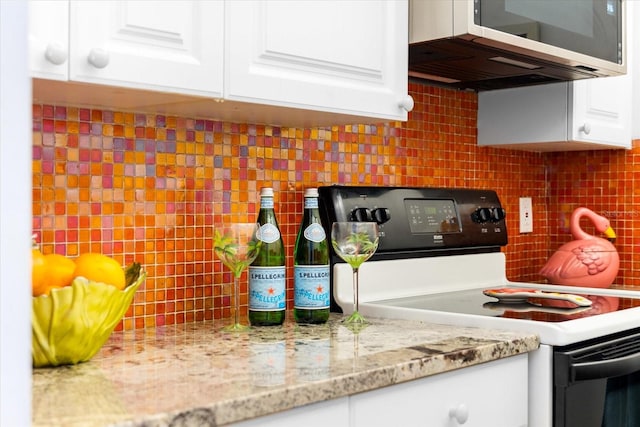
570,0,634,148
225,0,411,122
69,1,223,97
570,74,631,148
29,1,70,81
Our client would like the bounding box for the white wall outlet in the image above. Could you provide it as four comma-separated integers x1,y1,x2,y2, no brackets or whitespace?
519,197,533,233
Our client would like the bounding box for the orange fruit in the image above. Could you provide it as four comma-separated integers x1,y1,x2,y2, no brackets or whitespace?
44,254,76,289
32,248,48,297
73,253,126,290
32,252,76,297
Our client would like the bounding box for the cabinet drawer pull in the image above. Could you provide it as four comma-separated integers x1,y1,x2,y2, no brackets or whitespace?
399,95,414,112
449,403,469,424
44,42,67,65
87,48,110,69
580,122,592,134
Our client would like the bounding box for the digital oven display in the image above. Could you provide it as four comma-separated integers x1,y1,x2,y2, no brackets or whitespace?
404,199,460,234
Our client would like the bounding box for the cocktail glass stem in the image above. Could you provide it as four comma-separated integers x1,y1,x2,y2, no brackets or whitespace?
353,267,359,312
223,273,250,332
345,267,366,324
232,275,241,326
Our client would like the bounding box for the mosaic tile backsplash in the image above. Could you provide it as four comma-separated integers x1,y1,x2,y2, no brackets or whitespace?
32,81,640,330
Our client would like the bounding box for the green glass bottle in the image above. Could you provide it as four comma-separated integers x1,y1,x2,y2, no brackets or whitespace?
293,188,330,324
248,187,286,326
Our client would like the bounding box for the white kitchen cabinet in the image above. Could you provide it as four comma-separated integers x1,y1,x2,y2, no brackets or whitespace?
30,0,223,97
350,354,528,427
225,1,412,122
232,397,350,427
29,0,411,126
29,1,69,81
477,76,631,152
572,74,631,148
478,2,634,152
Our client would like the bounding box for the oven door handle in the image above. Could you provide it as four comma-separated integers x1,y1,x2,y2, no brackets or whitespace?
572,352,640,381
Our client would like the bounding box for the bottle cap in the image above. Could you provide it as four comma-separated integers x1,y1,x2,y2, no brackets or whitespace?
260,187,274,197
304,188,319,198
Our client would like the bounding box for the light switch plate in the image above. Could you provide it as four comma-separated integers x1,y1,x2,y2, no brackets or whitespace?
519,197,533,233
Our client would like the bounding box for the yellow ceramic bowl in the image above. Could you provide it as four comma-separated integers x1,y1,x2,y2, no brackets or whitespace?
32,265,145,368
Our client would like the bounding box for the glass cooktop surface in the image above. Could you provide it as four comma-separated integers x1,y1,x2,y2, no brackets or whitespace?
371,288,640,323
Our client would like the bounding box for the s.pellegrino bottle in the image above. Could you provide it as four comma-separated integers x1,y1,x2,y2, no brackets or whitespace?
249,187,286,326
293,188,330,324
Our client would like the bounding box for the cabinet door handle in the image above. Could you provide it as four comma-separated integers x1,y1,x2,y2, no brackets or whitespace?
399,95,414,112
579,122,592,135
44,42,68,65
449,403,469,424
87,48,110,69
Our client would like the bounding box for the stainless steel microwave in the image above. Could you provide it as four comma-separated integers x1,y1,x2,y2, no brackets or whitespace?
409,0,626,91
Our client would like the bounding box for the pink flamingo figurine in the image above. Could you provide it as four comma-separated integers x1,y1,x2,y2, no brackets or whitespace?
540,207,619,288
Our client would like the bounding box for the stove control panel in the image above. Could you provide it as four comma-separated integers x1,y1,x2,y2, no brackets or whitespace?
318,185,508,258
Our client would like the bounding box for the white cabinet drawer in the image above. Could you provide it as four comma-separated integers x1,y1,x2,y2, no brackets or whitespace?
232,397,350,427
350,355,528,427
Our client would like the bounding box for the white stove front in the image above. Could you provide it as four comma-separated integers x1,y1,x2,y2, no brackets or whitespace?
333,252,640,427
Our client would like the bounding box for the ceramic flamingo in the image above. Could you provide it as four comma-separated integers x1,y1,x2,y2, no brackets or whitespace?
540,207,619,288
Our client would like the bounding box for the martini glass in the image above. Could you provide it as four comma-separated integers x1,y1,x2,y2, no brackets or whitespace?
331,222,379,324
213,223,262,332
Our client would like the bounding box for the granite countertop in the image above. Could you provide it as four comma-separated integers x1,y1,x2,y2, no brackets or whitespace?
32,314,539,427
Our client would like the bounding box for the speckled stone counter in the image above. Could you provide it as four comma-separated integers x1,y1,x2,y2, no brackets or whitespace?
32,314,539,427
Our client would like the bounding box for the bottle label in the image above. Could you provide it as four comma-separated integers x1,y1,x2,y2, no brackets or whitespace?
304,197,318,209
261,197,274,209
294,265,330,309
249,266,286,311
303,223,325,243
256,223,280,244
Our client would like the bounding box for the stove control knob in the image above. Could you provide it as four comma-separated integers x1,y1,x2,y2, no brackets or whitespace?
490,208,506,222
350,207,372,222
371,208,391,224
471,208,491,223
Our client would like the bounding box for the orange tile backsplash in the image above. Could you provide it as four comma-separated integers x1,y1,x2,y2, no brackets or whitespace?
31,81,640,330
